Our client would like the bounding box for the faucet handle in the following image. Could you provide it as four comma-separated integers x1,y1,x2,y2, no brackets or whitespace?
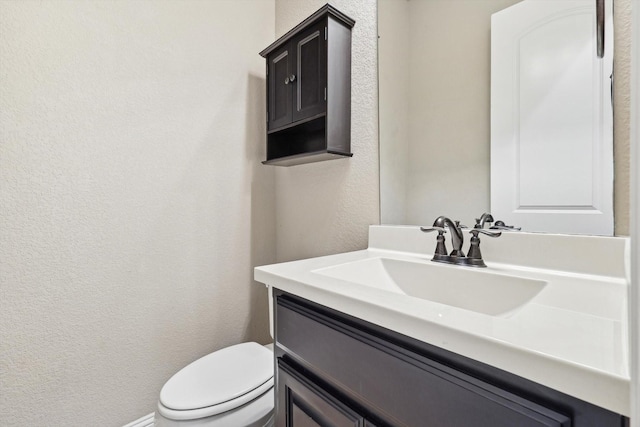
464,228,502,267
420,226,446,233
489,220,521,231
469,228,502,238
438,220,467,231
420,226,448,257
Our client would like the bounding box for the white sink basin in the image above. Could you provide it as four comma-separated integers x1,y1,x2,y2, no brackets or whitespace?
313,257,547,316
256,226,630,415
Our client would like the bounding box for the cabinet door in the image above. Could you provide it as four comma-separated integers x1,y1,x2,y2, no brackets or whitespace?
277,360,367,427
291,20,327,123
268,44,293,130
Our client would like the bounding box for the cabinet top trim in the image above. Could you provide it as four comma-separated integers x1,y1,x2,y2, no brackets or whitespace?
259,4,355,58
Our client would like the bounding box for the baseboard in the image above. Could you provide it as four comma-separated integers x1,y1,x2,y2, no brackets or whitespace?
123,412,154,427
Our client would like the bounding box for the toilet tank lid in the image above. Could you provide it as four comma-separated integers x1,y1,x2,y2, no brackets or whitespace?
160,342,273,411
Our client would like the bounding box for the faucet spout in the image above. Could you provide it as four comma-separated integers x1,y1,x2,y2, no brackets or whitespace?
432,216,464,257
476,213,494,229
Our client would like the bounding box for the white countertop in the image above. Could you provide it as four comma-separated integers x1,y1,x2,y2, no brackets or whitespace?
254,226,631,416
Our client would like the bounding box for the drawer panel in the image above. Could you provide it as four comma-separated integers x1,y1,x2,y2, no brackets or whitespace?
276,296,570,427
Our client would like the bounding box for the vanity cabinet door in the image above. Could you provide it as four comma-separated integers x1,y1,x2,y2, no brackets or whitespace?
277,359,368,427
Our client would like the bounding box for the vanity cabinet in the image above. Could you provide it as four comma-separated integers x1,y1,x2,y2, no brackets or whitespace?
259,4,354,166
273,290,628,427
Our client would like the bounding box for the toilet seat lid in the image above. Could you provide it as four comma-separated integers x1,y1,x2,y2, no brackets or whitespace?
160,342,273,412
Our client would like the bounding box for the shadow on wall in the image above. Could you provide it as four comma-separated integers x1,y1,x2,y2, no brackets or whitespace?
137,74,275,412
246,73,276,344
141,84,251,376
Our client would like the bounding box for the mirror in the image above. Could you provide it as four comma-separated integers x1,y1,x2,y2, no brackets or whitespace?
378,0,619,235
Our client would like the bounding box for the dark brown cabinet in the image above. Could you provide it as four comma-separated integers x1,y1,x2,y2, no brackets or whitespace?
273,290,629,427
268,20,327,131
278,359,369,427
260,4,354,166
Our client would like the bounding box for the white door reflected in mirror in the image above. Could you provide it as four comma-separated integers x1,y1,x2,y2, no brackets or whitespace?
378,0,619,236
491,0,613,235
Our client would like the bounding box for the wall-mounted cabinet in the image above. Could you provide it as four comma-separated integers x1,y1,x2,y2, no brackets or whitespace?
260,4,354,167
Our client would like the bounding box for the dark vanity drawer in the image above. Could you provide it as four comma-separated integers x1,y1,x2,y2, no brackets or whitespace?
276,295,570,427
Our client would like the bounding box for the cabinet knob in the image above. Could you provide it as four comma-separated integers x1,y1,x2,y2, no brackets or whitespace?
289,74,296,82
284,77,289,85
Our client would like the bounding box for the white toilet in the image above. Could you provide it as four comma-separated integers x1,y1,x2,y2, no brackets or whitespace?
154,342,274,427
